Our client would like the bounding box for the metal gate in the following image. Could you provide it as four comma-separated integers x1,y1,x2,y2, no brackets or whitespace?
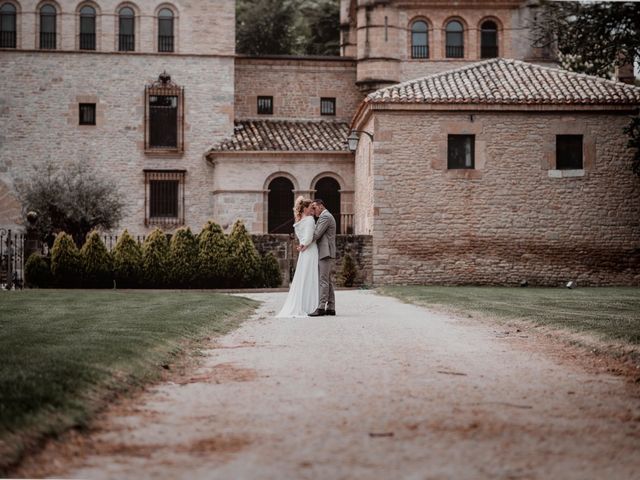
0,229,25,289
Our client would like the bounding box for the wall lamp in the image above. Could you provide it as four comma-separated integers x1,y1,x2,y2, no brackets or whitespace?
347,130,374,152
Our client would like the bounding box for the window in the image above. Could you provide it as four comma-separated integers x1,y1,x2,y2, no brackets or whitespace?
0,3,16,48
158,8,174,52
79,6,95,50
480,20,498,58
448,135,474,169
320,97,336,116
79,103,96,125
268,177,295,233
556,135,583,170
144,170,185,226
39,4,56,49
145,72,184,153
445,20,464,58
118,7,134,51
411,20,428,59
258,96,273,115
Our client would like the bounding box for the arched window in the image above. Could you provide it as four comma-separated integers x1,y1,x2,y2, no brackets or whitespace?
39,4,56,49
0,3,17,48
480,20,498,58
268,177,295,234
445,20,464,58
158,8,174,52
118,6,134,51
411,20,428,59
314,177,341,234
79,5,96,50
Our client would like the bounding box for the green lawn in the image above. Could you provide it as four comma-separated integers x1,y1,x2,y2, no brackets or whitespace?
379,286,640,345
0,290,257,474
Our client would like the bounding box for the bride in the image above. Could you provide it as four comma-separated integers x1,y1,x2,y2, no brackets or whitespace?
276,197,319,317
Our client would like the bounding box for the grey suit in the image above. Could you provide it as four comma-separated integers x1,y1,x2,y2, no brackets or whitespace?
313,209,336,310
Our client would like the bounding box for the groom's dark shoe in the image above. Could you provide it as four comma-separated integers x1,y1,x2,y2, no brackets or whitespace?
325,309,336,316
309,308,326,317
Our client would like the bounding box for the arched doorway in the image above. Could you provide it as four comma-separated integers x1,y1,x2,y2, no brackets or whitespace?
314,177,341,234
268,177,295,233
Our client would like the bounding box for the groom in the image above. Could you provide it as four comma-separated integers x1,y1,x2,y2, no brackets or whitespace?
306,199,336,316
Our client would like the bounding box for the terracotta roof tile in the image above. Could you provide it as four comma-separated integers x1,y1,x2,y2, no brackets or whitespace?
367,58,640,105
210,120,350,152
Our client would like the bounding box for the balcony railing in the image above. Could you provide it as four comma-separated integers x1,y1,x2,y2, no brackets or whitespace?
119,34,134,51
481,45,498,59
158,35,174,52
40,32,56,49
79,33,95,50
411,45,429,59
446,45,464,58
340,213,354,235
0,31,16,48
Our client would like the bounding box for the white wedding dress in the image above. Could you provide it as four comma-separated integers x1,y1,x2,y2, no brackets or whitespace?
276,215,319,317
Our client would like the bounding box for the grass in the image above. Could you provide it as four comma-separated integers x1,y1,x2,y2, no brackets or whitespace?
378,286,640,345
0,290,257,474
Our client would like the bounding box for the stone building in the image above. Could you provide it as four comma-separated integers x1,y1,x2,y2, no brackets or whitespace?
1,0,639,285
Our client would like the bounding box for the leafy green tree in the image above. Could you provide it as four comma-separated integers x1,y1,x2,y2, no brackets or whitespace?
16,160,124,247
237,0,300,55
142,229,170,288
169,227,199,288
24,253,52,288
198,221,229,288
301,0,340,56
260,253,283,288
227,220,260,287
112,230,143,288
80,231,112,288
51,232,81,287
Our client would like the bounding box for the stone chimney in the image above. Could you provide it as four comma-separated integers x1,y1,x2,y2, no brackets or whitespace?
615,62,636,84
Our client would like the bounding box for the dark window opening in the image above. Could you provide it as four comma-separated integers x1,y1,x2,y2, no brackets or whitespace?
321,97,336,116
258,96,273,115
0,3,17,48
448,135,475,169
149,95,178,148
446,20,464,58
79,6,96,50
314,177,342,234
411,20,428,59
556,135,583,170
145,170,185,226
158,8,174,52
39,4,56,49
268,177,294,234
481,20,498,58
79,103,96,125
118,7,134,51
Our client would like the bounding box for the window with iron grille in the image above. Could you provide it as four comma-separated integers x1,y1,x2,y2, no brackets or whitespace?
448,135,475,169
257,96,273,115
320,97,336,116
445,20,464,58
145,170,185,226
79,103,96,125
145,73,184,153
39,4,56,49
118,7,134,52
556,135,583,170
79,5,95,50
0,3,17,48
411,20,428,59
158,8,174,52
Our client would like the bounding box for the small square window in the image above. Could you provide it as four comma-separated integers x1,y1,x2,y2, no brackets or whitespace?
79,103,96,125
321,97,336,116
257,96,273,115
556,135,583,170
145,170,185,226
448,135,475,169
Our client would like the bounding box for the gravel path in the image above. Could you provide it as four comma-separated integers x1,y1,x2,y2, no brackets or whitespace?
52,291,640,479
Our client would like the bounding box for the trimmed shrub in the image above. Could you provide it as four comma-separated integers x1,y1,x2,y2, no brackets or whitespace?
339,253,357,287
227,220,260,288
51,232,81,287
260,253,282,288
198,221,229,288
24,253,53,288
142,228,170,287
80,231,112,288
169,227,199,288
112,230,143,288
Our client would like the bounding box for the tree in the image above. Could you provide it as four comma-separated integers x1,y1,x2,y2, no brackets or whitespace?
533,1,640,78
142,228,170,288
168,227,199,288
51,232,81,287
198,221,229,288
16,160,125,247
227,220,260,287
112,230,143,288
80,231,112,288
300,0,340,56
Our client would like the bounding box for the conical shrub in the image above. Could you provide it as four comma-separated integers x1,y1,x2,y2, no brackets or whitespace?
169,227,199,288
260,253,282,288
197,221,229,288
51,232,81,287
227,220,260,288
80,231,112,288
24,253,53,288
142,228,169,288
112,230,143,288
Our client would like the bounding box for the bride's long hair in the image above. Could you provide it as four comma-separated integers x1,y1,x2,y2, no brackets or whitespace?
293,196,313,222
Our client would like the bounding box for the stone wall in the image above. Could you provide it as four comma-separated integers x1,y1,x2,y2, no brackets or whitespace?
361,110,640,286
252,234,373,287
